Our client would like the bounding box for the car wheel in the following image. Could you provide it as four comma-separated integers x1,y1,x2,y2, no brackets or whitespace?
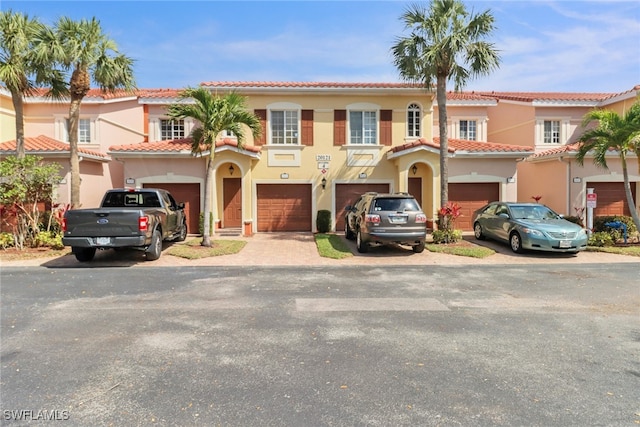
72,247,96,262
412,241,425,253
345,220,355,240
146,230,162,261
175,221,187,242
510,232,524,253
356,229,369,253
474,222,486,240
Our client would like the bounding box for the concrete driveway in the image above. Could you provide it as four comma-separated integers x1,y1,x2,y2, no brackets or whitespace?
2,232,637,268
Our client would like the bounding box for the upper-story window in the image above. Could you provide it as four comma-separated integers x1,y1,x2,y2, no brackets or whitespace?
160,119,185,140
271,110,299,144
63,118,92,143
407,103,421,138
460,120,477,141
543,120,560,144
349,110,377,144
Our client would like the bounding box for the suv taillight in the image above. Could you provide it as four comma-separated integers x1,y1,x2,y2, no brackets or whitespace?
62,218,67,232
415,214,427,223
139,216,149,232
365,214,380,224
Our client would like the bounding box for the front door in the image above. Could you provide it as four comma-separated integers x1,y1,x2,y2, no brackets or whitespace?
223,178,242,228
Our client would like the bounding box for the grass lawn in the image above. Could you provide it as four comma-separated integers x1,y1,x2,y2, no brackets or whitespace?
165,238,246,259
587,245,640,257
314,233,353,259
425,242,496,258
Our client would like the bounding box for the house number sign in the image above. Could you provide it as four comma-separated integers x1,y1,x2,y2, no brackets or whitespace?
316,154,331,161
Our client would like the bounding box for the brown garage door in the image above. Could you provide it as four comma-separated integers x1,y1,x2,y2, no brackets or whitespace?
590,182,637,216
144,183,200,234
335,183,390,231
449,183,499,231
257,184,312,232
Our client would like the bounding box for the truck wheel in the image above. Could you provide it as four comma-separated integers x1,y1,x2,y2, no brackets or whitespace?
72,247,96,262
412,241,425,253
146,230,162,261
175,221,187,242
356,229,369,253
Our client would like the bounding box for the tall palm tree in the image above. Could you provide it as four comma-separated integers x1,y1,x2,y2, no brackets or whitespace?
576,102,640,231
36,17,135,208
391,0,500,220
0,10,45,158
168,88,262,247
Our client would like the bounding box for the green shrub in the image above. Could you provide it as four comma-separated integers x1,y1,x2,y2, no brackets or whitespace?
588,231,615,247
593,215,637,243
432,228,462,244
316,210,332,233
0,232,14,249
33,231,64,249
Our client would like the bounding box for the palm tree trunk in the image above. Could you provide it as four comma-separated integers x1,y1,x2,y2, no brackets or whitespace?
10,89,25,159
621,160,640,232
68,96,82,208
201,155,214,247
436,75,449,229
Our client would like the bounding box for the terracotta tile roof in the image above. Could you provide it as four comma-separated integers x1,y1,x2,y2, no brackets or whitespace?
109,137,261,154
389,137,533,156
200,81,426,89
27,88,138,100
0,135,110,161
526,143,581,160
475,91,614,103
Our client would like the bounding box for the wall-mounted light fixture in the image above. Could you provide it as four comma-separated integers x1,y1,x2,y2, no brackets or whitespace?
280,173,289,179
125,178,135,185
229,164,235,175
572,177,582,183
412,165,418,175
358,172,367,179
507,177,515,183
321,177,327,190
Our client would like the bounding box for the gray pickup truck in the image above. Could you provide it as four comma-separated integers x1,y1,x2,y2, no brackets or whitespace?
62,188,188,262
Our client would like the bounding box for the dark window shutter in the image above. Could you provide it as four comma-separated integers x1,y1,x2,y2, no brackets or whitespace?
334,110,346,146
301,110,314,146
254,109,267,145
380,109,392,146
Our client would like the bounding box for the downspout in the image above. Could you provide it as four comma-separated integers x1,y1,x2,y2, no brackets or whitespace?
558,156,571,215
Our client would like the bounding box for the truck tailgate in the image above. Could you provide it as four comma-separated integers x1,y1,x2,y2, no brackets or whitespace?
64,209,144,237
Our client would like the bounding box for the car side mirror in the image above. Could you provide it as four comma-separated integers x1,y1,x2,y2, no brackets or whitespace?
344,205,352,212
498,213,510,219
178,202,185,210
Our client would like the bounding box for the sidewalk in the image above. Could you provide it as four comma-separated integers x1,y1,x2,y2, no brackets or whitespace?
2,232,637,268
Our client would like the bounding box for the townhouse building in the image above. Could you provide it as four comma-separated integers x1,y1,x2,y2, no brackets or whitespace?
1,82,638,235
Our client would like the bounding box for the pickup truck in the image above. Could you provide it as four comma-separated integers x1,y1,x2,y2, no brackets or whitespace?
62,188,188,262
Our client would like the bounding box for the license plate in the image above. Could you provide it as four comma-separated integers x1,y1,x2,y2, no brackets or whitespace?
559,240,571,248
388,215,407,224
96,237,111,245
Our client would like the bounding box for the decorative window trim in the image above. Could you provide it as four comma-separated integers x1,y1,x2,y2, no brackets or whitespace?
346,102,380,146
267,102,301,146
265,144,304,167
148,115,194,142
54,115,98,144
535,117,570,147
450,116,487,141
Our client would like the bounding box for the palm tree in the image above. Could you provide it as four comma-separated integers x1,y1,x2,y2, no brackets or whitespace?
0,10,45,158
391,0,500,221
576,102,640,231
168,88,262,247
37,17,135,208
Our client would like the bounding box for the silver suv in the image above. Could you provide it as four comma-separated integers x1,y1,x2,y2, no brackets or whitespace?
344,192,427,253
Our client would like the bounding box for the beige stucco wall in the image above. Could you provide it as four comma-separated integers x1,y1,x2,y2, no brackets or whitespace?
486,102,535,146
1,92,16,142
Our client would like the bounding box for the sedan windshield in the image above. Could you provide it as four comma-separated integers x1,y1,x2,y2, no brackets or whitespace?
509,205,559,220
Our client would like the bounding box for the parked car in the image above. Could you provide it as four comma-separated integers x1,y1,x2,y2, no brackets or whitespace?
472,202,589,254
62,188,187,262
344,192,427,253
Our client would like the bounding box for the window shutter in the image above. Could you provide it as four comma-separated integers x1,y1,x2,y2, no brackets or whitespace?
334,110,346,146
254,109,267,145
301,109,314,146
380,110,392,146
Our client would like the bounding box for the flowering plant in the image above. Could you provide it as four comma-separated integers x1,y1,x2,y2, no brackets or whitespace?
531,195,542,203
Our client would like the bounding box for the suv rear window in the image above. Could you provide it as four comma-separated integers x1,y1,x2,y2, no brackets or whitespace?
372,198,420,212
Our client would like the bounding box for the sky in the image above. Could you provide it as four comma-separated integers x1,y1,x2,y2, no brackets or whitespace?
4,0,640,93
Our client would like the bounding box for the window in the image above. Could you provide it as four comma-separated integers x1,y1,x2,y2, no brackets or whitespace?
160,119,185,140
349,111,377,144
459,120,477,141
407,103,421,137
271,110,299,144
65,118,91,143
543,120,560,144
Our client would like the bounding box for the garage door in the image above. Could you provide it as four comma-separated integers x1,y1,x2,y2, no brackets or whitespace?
590,182,637,216
144,183,200,234
335,183,390,231
257,184,312,232
449,183,499,231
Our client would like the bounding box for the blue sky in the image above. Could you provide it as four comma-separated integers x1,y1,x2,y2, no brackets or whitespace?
4,0,640,93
